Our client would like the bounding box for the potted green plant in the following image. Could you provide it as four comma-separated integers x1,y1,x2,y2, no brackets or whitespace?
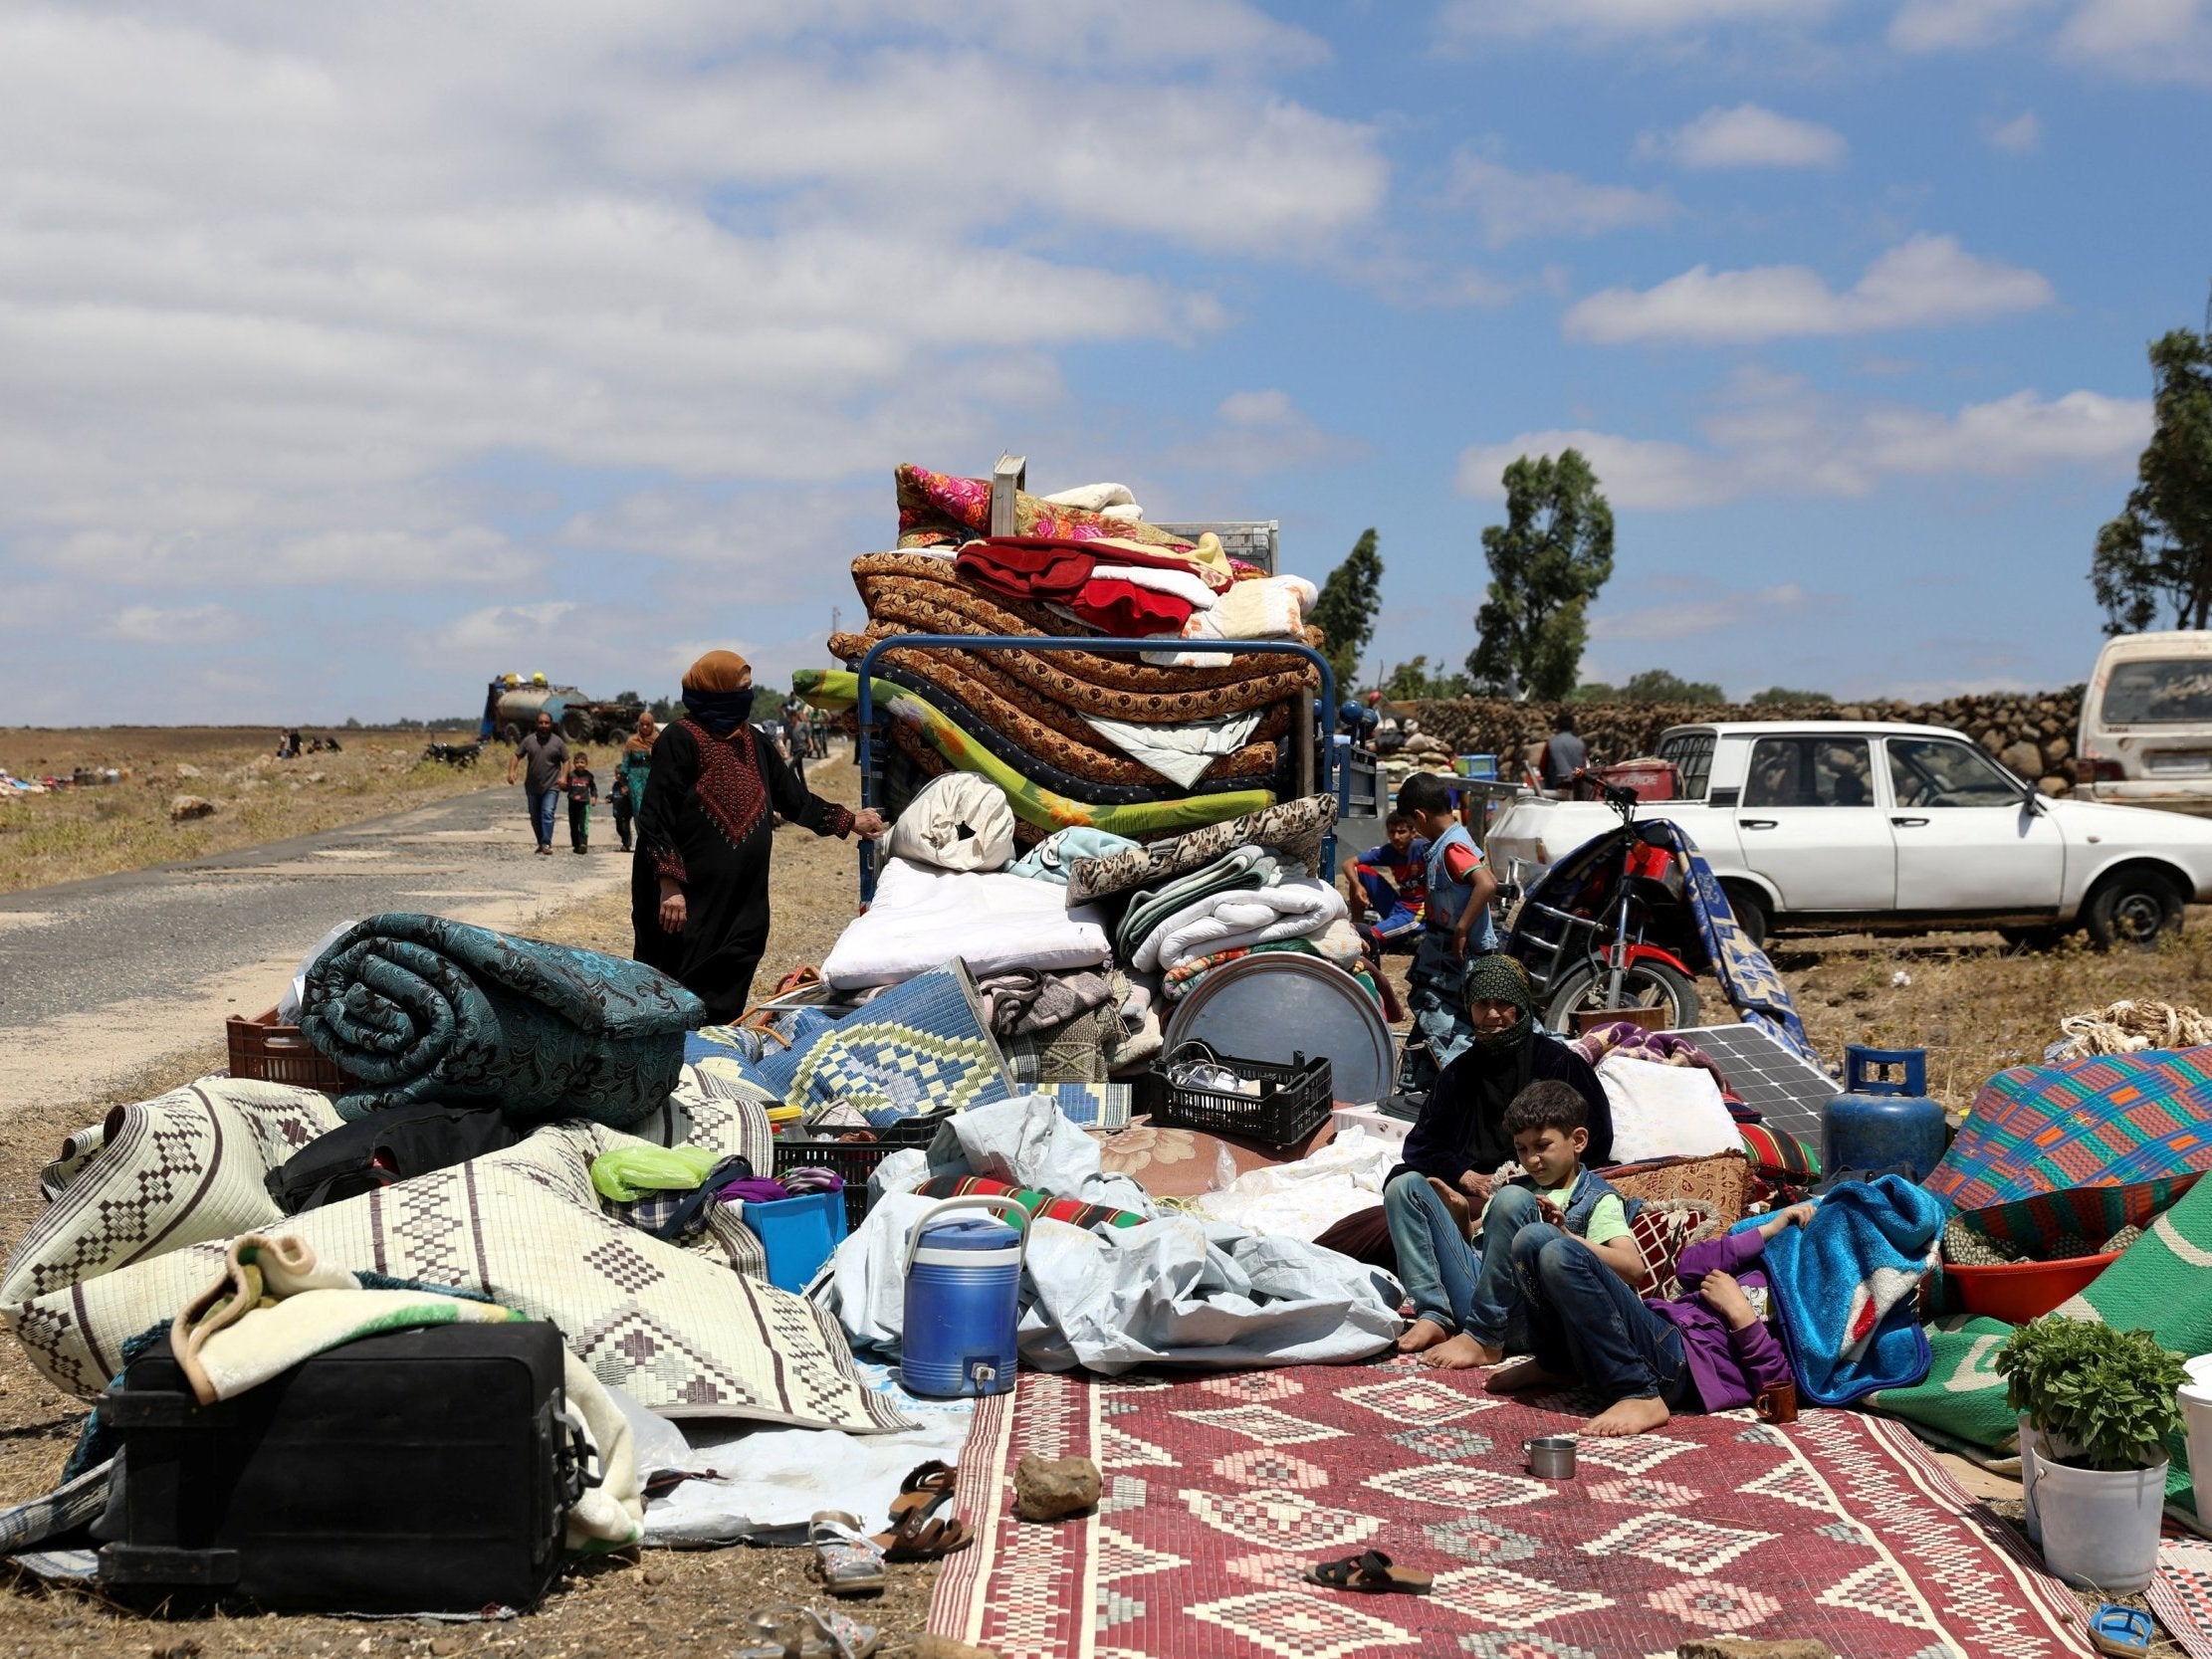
1996,1317,2183,1592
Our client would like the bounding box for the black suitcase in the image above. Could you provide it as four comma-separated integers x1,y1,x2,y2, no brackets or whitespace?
98,1321,586,1613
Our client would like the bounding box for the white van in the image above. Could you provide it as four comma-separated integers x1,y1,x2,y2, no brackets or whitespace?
2078,631,2212,815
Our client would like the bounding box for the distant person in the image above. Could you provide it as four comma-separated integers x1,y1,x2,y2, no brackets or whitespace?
506,711,568,856
275,728,301,760
1397,772,1499,1078
1539,711,1586,796
565,750,599,854
619,712,657,822
609,766,635,852
633,650,887,1021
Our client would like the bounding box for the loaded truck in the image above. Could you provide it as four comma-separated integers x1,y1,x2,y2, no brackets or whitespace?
478,675,647,745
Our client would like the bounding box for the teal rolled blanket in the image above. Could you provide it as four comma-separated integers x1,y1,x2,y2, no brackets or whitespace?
299,914,705,1126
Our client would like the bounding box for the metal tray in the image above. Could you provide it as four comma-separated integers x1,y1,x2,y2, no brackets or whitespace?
1161,952,1396,1108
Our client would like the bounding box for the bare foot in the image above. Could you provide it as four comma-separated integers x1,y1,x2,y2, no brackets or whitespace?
1397,1318,1450,1354
1420,1333,1503,1370
1486,1359,1574,1394
1427,1175,1473,1239
1584,1395,1671,1437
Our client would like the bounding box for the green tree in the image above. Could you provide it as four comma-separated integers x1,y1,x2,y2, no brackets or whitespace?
1746,685,1833,708
1309,528,1384,691
1465,451,1615,700
1566,681,1618,703
1621,668,1724,705
2093,322,2212,633
1383,655,1472,699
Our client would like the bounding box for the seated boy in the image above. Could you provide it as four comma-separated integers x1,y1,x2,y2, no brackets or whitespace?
1387,1080,1642,1372
1489,1200,1816,1437
1340,810,1430,946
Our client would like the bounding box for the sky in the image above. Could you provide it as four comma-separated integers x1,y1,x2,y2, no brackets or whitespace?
3,0,2208,725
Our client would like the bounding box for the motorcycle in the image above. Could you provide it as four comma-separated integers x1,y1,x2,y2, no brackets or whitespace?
1505,779,1705,1031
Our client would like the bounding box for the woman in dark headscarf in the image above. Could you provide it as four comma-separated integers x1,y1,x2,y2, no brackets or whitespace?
632,651,885,1021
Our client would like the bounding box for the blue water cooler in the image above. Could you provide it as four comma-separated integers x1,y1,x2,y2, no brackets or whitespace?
900,1196,1030,1399
1823,1045,1949,1181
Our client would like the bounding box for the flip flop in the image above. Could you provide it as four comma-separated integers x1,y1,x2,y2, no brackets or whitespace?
1305,1550,1435,1594
2089,1603,2152,1658
807,1512,886,1597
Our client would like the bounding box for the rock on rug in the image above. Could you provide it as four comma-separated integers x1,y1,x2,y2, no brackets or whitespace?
928,1360,2087,1658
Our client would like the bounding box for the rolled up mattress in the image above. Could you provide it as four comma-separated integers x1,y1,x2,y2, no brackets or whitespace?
299,914,706,1126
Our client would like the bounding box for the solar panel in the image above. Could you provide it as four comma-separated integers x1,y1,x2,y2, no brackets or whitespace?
1661,1022,1839,1144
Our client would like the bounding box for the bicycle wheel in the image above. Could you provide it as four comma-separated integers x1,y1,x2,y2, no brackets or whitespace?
1543,958,1701,1031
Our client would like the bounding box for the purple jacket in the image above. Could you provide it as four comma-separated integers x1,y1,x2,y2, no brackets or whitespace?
1644,1227,1792,1413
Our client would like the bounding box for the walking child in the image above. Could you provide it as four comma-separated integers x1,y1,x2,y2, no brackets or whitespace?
565,750,598,854
609,766,634,852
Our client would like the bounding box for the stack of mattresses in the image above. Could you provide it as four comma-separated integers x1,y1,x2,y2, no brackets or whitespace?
800,465,1327,843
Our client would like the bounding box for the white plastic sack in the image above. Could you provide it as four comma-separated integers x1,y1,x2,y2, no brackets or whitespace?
884,773,1014,873
1598,1055,1741,1163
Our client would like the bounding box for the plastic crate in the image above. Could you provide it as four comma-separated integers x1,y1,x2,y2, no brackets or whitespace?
774,1112,953,1231
227,1006,351,1093
1146,1043,1332,1148
736,1189,849,1292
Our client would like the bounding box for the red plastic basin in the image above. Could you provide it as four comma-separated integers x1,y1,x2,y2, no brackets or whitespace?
1946,1251,2121,1324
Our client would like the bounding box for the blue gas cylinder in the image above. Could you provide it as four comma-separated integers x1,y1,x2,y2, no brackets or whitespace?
900,1197,1029,1399
1824,1046,1949,1181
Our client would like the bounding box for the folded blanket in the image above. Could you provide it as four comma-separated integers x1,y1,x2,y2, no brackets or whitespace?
915,1172,1145,1231
1143,575,1319,667
1116,845,1281,960
799,670,1274,840
1090,561,1218,610
1135,875,1349,974
1067,575,1195,637
955,538,1097,600
299,914,704,1126
1007,827,1142,884
884,772,1015,873
1761,1174,1943,1406
821,856,1112,991
1085,711,1262,788
1065,793,1338,903
974,967,1115,1038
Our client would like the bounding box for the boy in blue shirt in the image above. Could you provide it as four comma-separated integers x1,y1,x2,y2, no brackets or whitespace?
1340,810,1430,946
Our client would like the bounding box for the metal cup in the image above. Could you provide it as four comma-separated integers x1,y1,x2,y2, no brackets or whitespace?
1525,1435,1577,1479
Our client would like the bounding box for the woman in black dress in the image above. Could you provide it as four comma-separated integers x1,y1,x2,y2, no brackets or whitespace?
633,650,885,1020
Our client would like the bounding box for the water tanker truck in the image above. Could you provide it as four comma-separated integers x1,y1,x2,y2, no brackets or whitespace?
478,675,647,745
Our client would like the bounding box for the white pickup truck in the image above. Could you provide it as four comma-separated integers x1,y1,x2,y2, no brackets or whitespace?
1483,720,2212,948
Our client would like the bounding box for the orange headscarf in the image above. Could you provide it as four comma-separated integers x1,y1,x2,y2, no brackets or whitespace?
681,650,751,695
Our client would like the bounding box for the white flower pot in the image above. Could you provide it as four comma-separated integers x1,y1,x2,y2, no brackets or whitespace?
2026,1447,2168,1593
2017,1414,2043,1548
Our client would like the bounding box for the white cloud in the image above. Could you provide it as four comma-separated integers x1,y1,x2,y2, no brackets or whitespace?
1637,104,1848,168
99,603,251,646
1563,234,2055,344
1184,389,1366,478
1454,382,2149,510
1985,109,2045,150
1590,578,1814,642
1890,0,2212,81
429,602,580,659
1888,0,2052,49
1441,0,1830,40
1446,152,1676,248
0,0,1385,711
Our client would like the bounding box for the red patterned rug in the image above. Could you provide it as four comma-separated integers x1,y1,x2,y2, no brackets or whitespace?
929,1359,2088,1658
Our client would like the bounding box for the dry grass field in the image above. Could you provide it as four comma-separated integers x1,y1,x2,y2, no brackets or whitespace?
0,727,494,895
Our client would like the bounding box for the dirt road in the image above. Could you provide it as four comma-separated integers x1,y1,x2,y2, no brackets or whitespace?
0,785,634,1107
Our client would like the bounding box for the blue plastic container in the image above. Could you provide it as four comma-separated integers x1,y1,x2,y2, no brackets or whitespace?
900,1196,1029,1399
1824,1045,1949,1181
1455,754,1499,780
738,1189,848,1293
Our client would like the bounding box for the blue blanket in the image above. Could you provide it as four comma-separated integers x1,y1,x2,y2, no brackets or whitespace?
1759,1174,1943,1405
300,914,704,1127
686,963,1015,1125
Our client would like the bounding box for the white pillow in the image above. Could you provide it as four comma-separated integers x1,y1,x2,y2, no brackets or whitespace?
1598,1056,1740,1165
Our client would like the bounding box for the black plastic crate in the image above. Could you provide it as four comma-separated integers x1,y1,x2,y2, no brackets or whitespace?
1146,1043,1333,1148
774,1111,952,1231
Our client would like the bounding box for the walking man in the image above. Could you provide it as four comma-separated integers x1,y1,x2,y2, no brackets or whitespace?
506,710,568,856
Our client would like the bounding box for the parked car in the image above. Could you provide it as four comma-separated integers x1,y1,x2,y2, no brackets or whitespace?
1483,720,2212,948
2077,630,2212,816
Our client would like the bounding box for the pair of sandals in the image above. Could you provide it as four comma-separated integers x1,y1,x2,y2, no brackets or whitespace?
734,1605,879,1659
810,1460,973,1597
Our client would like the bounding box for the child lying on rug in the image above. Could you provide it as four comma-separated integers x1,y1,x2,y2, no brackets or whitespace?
1391,1081,1645,1371
1489,1200,1816,1436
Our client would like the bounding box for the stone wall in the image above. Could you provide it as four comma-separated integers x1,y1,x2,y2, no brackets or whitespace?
1397,687,2088,796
